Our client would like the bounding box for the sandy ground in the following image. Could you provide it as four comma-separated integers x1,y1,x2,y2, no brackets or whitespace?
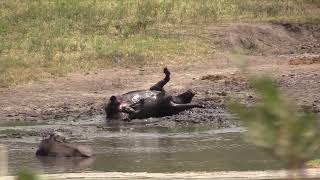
2,169,320,180
0,22,319,129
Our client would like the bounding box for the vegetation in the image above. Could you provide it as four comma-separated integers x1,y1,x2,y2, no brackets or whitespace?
228,77,320,177
307,159,320,168
1,0,320,86
16,170,39,180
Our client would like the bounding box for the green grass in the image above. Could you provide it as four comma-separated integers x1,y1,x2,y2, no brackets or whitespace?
307,159,320,168
0,0,320,86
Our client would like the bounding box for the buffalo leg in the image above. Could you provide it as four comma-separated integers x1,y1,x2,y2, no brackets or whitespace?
150,67,170,91
170,101,204,111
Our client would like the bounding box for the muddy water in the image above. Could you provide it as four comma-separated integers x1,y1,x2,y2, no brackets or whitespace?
0,117,283,175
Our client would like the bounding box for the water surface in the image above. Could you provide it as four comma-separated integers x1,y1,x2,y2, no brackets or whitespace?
0,121,283,174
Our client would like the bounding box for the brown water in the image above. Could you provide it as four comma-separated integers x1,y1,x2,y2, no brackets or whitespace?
0,120,283,175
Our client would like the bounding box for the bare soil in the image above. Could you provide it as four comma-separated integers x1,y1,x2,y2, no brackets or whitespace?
0,22,319,132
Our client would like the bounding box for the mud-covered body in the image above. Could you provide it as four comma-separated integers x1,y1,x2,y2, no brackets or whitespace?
105,68,203,121
36,134,94,158
118,90,162,111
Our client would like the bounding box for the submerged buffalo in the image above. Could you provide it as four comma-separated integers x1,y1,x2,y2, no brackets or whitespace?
105,67,204,121
36,133,94,158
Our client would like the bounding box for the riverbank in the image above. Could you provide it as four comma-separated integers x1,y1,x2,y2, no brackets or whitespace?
3,169,320,180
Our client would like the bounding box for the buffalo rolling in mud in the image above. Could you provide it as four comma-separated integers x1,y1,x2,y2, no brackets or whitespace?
105,67,204,121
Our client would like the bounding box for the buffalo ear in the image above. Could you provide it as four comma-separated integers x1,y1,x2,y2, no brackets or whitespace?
110,96,117,103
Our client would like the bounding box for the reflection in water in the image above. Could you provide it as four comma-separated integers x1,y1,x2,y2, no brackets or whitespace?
37,156,95,171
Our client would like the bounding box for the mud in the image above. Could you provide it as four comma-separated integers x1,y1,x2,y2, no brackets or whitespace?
288,53,320,65
0,107,238,142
